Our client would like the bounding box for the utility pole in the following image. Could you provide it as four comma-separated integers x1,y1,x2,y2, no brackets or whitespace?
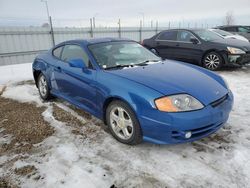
41,0,50,23
41,0,55,46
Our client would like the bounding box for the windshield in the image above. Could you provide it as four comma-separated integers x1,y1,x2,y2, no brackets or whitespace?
88,41,161,69
194,30,223,41
212,29,233,37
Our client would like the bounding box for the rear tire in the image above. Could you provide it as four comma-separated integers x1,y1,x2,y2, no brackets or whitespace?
203,51,223,71
37,73,52,101
106,101,143,145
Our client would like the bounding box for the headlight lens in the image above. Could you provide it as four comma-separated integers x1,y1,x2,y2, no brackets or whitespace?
227,47,246,54
155,94,204,112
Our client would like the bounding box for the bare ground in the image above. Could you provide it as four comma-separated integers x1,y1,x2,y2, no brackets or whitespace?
0,83,105,187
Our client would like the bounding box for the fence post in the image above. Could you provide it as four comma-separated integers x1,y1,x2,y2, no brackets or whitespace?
155,21,158,34
49,16,55,47
90,18,93,38
118,19,121,38
139,20,142,42
168,21,171,29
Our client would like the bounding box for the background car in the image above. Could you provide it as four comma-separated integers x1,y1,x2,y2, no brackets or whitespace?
209,28,249,42
215,25,250,41
33,38,233,145
143,29,250,70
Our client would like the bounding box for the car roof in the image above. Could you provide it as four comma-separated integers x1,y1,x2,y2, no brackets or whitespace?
215,25,247,28
159,28,205,33
59,37,134,46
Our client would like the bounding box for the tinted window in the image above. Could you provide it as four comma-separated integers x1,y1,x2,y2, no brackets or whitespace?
177,31,196,42
223,27,237,32
238,27,250,33
61,45,90,67
158,31,177,41
53,46,63,58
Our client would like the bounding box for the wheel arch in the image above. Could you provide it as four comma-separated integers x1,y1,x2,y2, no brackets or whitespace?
102,96,137,125
33,59,48,87
201,49,226,65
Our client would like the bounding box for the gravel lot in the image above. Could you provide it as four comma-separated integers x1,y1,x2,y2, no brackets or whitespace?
0,64,250,188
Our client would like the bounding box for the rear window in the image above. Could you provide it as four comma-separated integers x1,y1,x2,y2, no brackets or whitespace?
157,31,177,41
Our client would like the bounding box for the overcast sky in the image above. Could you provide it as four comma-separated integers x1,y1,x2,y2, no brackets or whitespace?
0,0,250,27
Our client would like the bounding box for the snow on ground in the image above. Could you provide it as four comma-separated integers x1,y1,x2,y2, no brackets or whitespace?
0,63,250,187
0,63,33,85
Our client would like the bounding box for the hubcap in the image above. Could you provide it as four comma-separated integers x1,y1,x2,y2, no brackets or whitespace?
39,75,47,97
110,107,133,140
205,54,220,70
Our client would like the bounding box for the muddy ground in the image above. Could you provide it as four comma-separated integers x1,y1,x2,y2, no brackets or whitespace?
0,82,104,187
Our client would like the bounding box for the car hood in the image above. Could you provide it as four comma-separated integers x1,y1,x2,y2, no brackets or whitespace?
210,38,250,51
107,60,228,106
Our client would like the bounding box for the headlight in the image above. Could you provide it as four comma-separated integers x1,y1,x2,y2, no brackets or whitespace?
155,94,204,112
227,47,246,54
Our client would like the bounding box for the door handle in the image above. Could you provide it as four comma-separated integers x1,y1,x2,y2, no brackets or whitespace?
176,43,180,47
54,66,61,72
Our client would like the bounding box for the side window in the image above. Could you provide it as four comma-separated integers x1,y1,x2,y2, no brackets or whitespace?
157,31,177,41
238,27,249,33
224,27,237,32
177,31,196,42
52,46,63,58
61,45,90,67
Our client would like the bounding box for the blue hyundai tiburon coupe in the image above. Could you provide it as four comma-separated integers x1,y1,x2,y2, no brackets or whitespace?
33,38,233,145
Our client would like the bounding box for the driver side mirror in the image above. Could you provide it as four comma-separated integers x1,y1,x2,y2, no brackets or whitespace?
190,37,199,44
68,58,87,69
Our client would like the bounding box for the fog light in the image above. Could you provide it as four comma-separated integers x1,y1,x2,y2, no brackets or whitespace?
185,131,192,139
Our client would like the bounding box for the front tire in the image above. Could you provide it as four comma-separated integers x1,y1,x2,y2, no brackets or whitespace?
106,101,142,145
37,73,52,100
203,52,223,71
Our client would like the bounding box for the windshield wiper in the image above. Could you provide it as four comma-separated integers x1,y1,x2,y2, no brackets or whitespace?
105,64,134,70
136,59,161,66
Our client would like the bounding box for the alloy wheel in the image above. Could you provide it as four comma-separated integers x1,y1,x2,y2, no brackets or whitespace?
109,107,134,140
38,75,48,97
204,54,221,70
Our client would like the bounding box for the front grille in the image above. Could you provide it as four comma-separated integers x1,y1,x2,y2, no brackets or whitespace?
210,94,228,108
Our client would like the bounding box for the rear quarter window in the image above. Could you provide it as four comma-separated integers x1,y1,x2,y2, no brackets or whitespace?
52,46,63,58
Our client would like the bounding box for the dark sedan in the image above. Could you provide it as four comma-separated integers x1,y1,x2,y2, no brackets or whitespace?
143,29,250,70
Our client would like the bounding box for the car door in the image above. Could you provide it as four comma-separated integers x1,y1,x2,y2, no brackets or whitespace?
175,30,202,64
154,30,178,59
53,44,97,114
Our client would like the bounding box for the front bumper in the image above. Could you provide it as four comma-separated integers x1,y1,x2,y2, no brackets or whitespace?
139,91,234,144
227,52,250,65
